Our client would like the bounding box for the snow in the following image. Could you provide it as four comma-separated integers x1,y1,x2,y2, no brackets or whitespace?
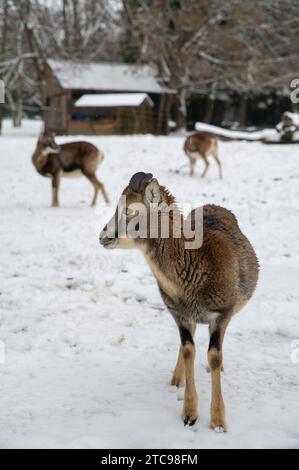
75,93,153,108
47,59,174,94
0,119,299,449
276,112,299,133
283,112,299,126
195,121,299,142
195,121,276,140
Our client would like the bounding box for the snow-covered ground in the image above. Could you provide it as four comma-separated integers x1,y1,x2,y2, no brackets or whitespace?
0,119,299,449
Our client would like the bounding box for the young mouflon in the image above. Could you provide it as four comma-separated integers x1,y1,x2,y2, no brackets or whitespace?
99,172,259,431
32,133,110,207
184,131,222,178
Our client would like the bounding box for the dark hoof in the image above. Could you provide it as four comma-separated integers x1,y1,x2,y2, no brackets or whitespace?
183,416,198,427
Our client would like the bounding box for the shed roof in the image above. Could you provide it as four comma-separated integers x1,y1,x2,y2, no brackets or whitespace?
75,93,154,108
47,59,175,94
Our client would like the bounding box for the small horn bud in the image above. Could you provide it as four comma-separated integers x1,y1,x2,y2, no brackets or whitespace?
129,172,153,192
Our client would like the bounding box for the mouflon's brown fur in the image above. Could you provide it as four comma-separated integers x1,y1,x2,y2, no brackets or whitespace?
32,133,109,207
99,172,259,431
184,131,222,178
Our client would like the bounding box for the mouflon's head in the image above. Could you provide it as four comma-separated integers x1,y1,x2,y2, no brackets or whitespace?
99,172,176,250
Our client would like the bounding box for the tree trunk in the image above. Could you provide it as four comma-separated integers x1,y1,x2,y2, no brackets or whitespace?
174,90,187,130
6,86,22,128
15,78,23,127
1,0,9,54
157,93,166,135
164,94,170,135
63,0,70,51
6,90,16,126
203,95,215,124
239,95,247,127
72,0,81,52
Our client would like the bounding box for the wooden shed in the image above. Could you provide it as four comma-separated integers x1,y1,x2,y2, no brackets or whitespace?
73,93,154,135
42,59,176,135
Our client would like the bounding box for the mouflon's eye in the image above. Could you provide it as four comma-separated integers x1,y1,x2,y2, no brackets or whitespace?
123,207,134,216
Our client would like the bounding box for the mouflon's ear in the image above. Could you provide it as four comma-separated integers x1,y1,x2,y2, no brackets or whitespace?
144,178,161,204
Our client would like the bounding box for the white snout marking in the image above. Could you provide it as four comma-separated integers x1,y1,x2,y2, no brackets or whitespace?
42,146,60,156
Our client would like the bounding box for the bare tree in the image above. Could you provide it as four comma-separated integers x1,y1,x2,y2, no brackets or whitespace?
121,0,299,126
1,0,298,128
0,0,122,126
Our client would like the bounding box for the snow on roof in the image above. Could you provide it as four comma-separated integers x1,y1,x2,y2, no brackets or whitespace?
75,93,154,108
47,59,175,94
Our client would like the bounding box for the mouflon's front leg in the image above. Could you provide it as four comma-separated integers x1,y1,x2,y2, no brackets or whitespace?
178,324,198,426
171,346,185,387
51,171,61,207
171,324,196,387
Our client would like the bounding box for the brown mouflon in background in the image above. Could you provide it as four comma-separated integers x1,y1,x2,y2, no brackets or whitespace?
32,133,110,207
99,172,259,432
184,131,222,178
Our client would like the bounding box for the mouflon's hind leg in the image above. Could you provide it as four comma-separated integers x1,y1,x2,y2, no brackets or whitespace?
211,142,222,179
95,177,110,204
201,156,210,178
84,173,110,206
213,154,223,179
208,318,230,432
206,364,224,373
207,324,224,372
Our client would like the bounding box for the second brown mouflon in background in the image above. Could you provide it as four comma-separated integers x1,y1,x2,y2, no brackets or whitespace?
32,133,110,207
184,131,222,178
